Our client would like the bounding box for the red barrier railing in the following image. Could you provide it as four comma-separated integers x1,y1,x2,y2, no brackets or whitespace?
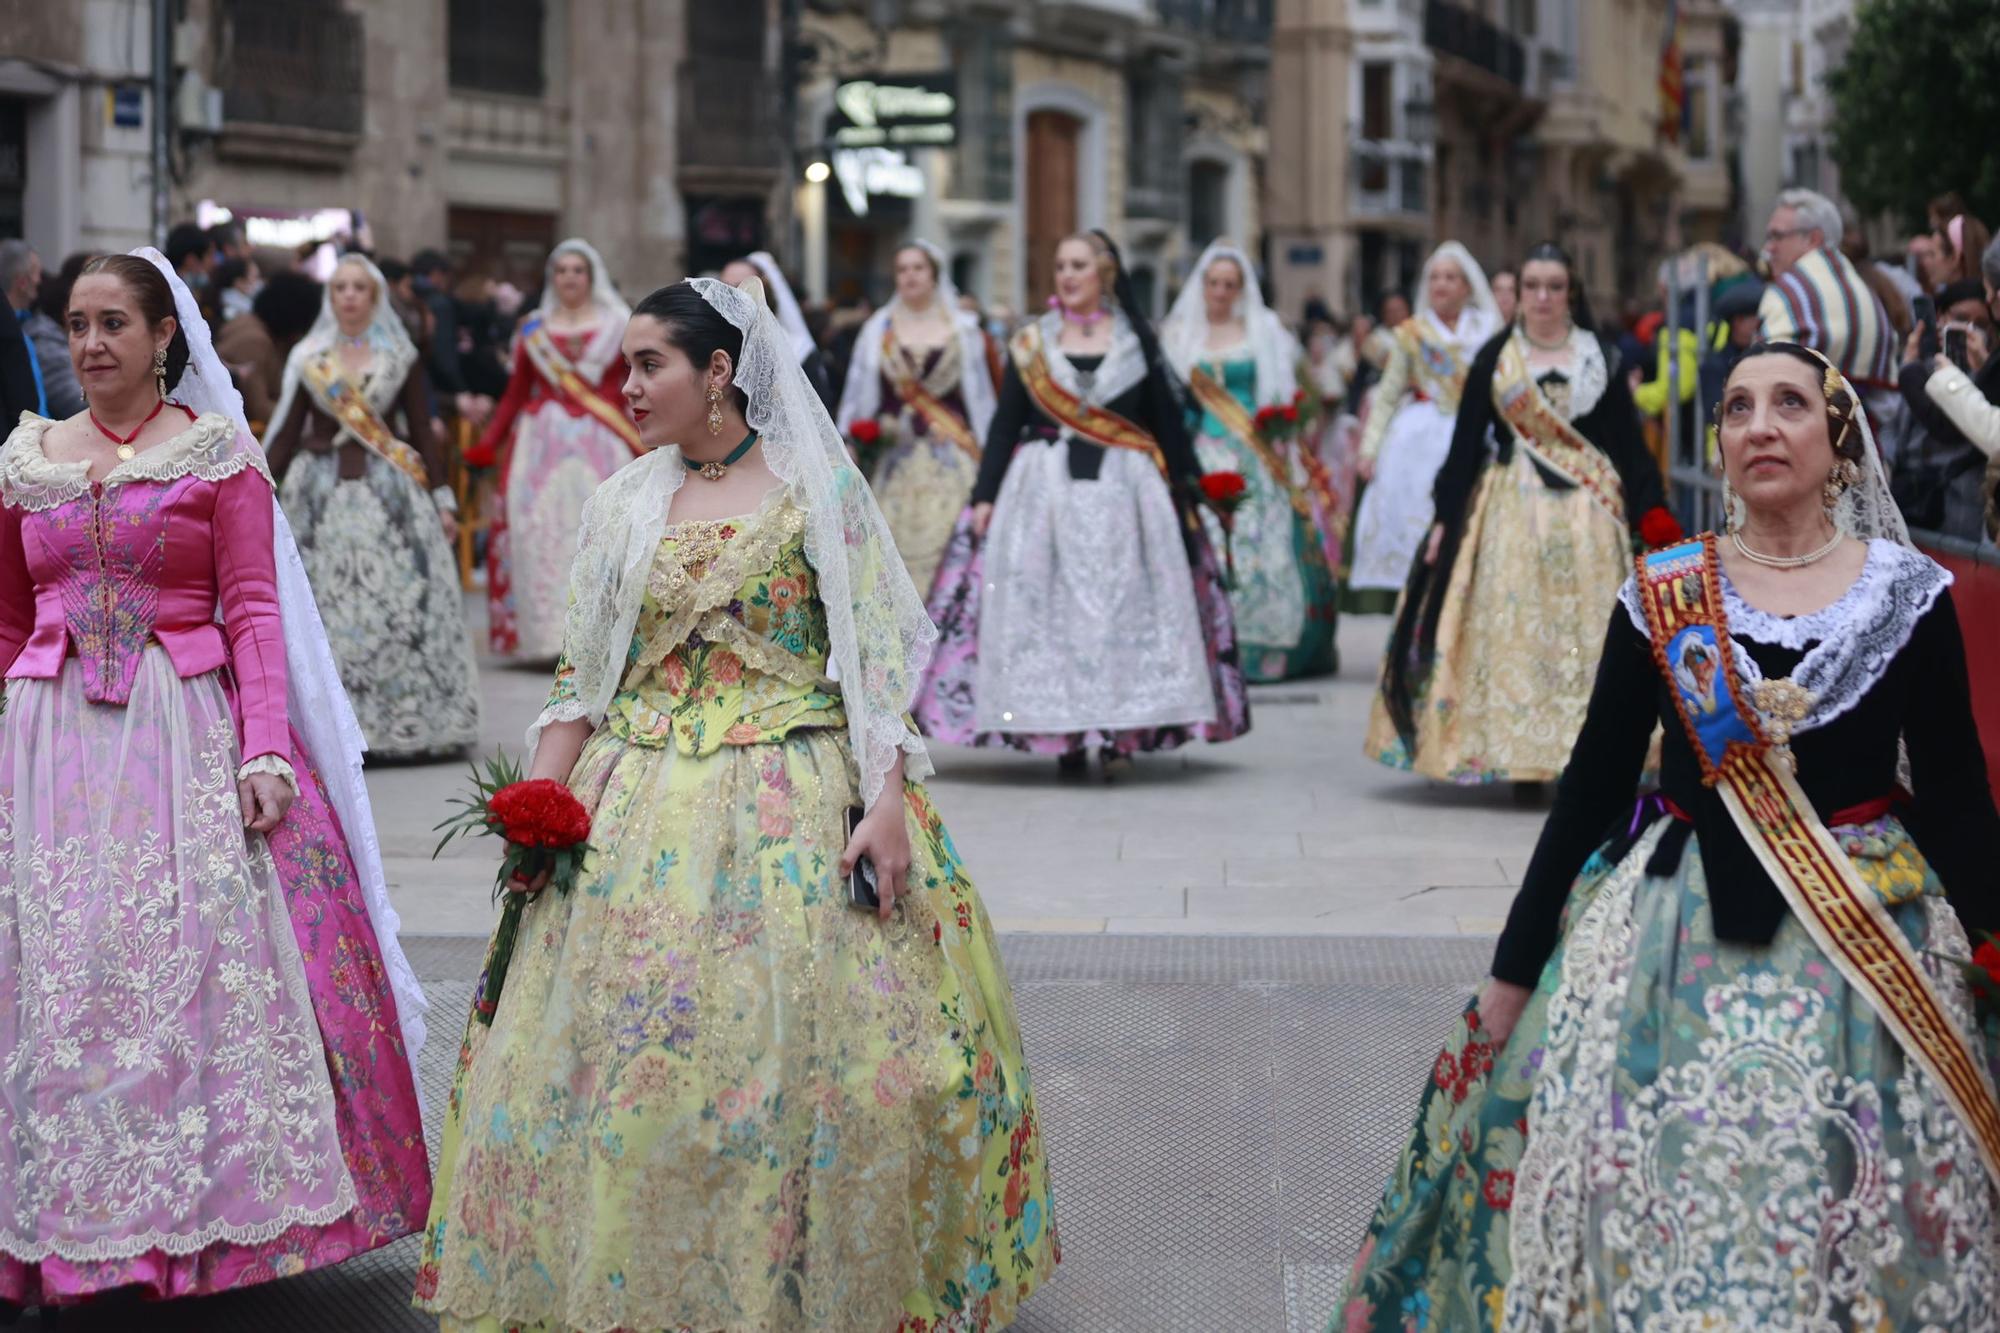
1915,531,2000,793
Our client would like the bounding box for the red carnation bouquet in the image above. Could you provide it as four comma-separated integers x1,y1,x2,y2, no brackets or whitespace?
434,751,596,1024
1932,930,2000,1021
846,416,888,472
1638,504,1684,550
1199,470,1249,587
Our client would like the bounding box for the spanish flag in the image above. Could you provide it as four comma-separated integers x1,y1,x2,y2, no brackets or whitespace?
1659,0,1685,146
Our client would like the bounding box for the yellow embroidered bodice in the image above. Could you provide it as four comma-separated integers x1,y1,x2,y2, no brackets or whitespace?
545,498,845,756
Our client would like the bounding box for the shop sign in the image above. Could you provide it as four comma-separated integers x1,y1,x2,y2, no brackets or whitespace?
831,146,925,218
828,74,957,151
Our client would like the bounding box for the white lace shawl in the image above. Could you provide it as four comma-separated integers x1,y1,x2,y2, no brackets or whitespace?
1618,538,1952,734
1036,308,1148,413
834,238,996,445
260,253,419,452
538,238,630,382
529,278,937,810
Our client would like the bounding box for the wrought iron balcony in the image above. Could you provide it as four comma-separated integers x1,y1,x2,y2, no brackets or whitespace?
1424,0,1526,88
677,58,784,174
217,0,363,136
1157,0,1275,43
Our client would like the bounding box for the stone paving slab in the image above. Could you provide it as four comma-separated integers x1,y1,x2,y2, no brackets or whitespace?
364,613,1553,943
18,933,1491,1333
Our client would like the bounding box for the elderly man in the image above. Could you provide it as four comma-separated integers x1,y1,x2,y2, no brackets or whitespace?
1759,189,1897,388
1759,187,1903,457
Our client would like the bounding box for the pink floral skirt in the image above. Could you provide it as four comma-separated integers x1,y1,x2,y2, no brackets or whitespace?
0,653,429,1306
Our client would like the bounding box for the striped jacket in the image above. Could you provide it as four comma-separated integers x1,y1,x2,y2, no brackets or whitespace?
1757,247,1897,390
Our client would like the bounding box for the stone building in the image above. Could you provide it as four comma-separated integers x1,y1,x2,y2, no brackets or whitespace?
792,0,1272,320
1268,0,1736,320
0,0,789,294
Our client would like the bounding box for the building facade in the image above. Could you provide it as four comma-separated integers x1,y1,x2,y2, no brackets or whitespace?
0,0,789,295
793,0,1271,320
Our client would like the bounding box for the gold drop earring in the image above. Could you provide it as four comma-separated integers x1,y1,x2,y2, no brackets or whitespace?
153,346,168,400
706,386,724,435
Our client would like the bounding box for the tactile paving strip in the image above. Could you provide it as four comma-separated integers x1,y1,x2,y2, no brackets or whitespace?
21,933,1490,1332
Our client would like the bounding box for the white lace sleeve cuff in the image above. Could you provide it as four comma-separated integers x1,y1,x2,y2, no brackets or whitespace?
237,752,301,796
432,485,460,515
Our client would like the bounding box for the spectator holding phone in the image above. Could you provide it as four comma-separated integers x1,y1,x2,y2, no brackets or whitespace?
1895,243,2000,538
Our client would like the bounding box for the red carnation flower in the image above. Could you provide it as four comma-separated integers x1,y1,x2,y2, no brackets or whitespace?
1639,505,1683,550
1976,939,2000,989
849,419,882,445
1200,471,1248,505
488,778,592,849
1281,404,1299,422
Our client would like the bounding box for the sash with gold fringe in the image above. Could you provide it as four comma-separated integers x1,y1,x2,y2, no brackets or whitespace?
299,351,430,491
520,318,643,455
1185,364,1314,522
1637,533,2000,1191
1493,335,1626,528
880,325,981,460
1009,323,1166,478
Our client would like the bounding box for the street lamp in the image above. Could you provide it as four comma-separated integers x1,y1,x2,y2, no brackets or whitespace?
1402,98,1437,145
805,159,831,184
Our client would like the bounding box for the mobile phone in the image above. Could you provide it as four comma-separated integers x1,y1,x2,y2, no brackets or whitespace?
1944,324,1971,371
1912,296,1938,360
844,806,880,911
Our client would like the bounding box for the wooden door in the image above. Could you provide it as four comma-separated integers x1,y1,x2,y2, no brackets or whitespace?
446,206,558,293
1024,110,1080,309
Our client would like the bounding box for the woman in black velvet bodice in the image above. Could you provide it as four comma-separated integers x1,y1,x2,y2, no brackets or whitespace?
1491,560,1997,986
1334,342,2000,1333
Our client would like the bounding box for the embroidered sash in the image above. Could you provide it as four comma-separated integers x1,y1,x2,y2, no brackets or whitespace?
881,326,981,460
1394,320,1468,414
299,351,430,490
1637,533,2000,1191
1185,364,1313,521
520,319,643,455
1493,335,1626,528
1009,323,1166,478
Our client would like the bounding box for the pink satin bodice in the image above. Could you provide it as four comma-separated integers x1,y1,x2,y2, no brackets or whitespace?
0,415,290,763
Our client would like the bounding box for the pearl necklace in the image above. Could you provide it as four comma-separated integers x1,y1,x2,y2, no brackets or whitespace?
1522,323,1573,352
1731,527,1843,569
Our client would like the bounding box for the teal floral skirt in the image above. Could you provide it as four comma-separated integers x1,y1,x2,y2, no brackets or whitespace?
1334,817,2000,1332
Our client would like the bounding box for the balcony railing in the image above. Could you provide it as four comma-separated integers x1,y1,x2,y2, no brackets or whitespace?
1424,0,1526,88
1158,0,1275,43
218,0,363,135
677,58,783,174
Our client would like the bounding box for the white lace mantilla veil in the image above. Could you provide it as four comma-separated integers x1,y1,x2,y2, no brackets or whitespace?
834,238,997,443
259,251,420,452
539,237,630,382
528,276,937,809
133,247,428,1065
1160,237,1296,404
746,251,818,366
1413,240,1501,343
1160,239,1300,409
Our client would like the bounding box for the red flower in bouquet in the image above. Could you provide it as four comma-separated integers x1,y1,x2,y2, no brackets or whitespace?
849,419,882,445
1976,939,2000,989
1639,504,1684,550
488,778,593,848
1200,470,1249,509
434,752,598,1024
1281,404,1300,423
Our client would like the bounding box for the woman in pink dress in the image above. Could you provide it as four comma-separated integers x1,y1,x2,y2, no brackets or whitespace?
0,251,429,1315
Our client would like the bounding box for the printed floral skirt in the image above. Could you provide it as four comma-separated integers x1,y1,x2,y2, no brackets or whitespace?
415,725,1058,1332
1334,817,2000,1332
1363,450,1629,783
1192,429,1338,683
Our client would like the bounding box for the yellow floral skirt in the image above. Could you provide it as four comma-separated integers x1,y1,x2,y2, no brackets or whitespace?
414,725,1058,1332
1366,450,1630,783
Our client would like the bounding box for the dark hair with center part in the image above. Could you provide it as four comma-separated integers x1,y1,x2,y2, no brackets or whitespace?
1519,241,1598,332
1720,340,1864,464
631,282,749,413
76,254,191,391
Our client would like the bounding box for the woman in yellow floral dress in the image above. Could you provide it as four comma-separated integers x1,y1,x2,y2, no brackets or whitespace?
415,278,1057,1332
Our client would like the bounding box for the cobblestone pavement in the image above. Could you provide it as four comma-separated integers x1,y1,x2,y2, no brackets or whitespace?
21,934,1489,1333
